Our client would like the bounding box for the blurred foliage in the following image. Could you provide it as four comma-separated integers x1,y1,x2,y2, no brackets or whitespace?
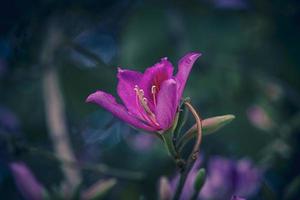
0,0,300,199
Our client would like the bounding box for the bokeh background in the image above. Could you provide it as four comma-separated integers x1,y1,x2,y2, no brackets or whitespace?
1,0,300,199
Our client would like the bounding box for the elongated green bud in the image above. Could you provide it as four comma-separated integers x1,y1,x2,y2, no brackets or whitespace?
202,114,235,135
177,115,235,152
186,114,235,137
194,168,206,192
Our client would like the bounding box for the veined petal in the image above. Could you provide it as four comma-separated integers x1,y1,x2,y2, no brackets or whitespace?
175,52,201,103
155,79,178,130
140,58,174,110
86,91,156,131
117,68,144,119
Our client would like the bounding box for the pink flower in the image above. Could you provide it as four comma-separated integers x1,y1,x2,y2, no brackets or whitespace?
86,52,201,132
129,133,156,151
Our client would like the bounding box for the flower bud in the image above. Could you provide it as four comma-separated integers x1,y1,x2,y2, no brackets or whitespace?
202,114,235,135
159,177,172,200
194,168,206,192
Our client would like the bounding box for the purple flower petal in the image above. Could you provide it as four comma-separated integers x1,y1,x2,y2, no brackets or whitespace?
169,156,260,200
175,52,201,103
200,156,261,200
231,195,246,200
0,106,20,134
117,68,144,119
140,58,174,111
235,159,261,196
10,162,44,200
201,157,237,199
86,91,156,131
155,79,178,130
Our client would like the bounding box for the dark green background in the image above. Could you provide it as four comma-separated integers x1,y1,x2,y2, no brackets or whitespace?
0,0,299,199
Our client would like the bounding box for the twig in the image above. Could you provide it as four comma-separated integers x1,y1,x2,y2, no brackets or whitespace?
173,101,202,200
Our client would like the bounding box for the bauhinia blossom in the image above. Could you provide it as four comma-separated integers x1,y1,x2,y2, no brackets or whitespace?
86,52,201,132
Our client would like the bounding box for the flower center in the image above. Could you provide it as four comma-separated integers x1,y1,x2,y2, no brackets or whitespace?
134,85,160,127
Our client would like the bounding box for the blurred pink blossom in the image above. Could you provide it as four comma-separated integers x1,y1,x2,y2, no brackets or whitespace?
10,162,44,200
129,133,155,151
246,105,274,131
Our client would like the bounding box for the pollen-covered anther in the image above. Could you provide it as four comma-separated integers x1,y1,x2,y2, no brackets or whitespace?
134,85,160,127
151,85,157,94
134,85,139,93
151,85,157,106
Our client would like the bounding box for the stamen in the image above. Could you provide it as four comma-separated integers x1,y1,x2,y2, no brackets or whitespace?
151,85,157,107
134,85,160,127
134,85,139,93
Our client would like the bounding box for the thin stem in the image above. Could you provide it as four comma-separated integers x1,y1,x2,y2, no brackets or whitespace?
177,124,196,153
160,112,184,169
161,129,179,159
28,147,144,181
184,101,202,164
40,19,81,192
190,191,200,200
173,101,202,200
